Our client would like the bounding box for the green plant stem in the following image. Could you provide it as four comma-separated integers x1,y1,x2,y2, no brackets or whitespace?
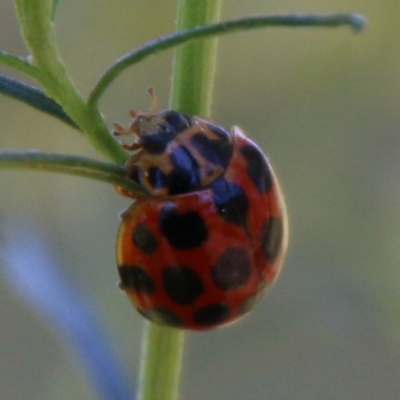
13,0,126,163
0,50,44,81
88,12,365,108
169,0,222,116
0,151,146,194
138,322,185,400
138,3,222,400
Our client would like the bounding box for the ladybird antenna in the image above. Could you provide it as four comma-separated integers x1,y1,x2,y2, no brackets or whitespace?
147,87,158,114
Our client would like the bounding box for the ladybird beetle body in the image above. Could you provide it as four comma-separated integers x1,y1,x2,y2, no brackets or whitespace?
115,90,288,330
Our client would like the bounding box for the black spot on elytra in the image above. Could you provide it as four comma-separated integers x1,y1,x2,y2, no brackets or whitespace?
166,146,201,194
159,204,208,249
193,303,230,326
162,266,204,304
240,145,273,194
211,247,252,291
190,132,233,168
132,223,158,254
118,265,155,292
260,217,283,262
211,178,249,225
138,307,184,328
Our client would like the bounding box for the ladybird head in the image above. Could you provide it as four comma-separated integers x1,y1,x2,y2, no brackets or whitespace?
114,88,192,154
114,88,234,197
136,110,193,155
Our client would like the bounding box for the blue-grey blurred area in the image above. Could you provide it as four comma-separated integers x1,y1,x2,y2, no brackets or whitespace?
1,1,400,399
0,220,133,400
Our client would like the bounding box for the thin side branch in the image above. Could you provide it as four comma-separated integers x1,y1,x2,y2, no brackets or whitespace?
88,13,366,106
0,74,77,128
0,151,146,195
0,49,44,81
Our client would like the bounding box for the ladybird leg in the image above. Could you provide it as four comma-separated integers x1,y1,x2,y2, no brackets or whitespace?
113,136,142,151
113,185,132,198
124,148,145,166
113,122,137,137
113,184,143,199
113,122,143,151
113,119,143,139
129,109,142,118
147,87,158,113
119,142,142,151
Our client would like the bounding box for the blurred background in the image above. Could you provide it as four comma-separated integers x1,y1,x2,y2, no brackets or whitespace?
1,1,400,399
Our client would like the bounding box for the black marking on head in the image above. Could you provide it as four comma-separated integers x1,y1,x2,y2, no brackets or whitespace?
190,132,233,168
193,303,231,326
160,110,192,133
141,111,192,155
132,223,158,254
162,265,204,304
166,146,201,194
159,204,208,249
206,123,231,141
240,145,273,194
138,307,184,328
260,217,283,263
211,247,252,291
211,178,249,225
147,166,168,190
119,265,155,292
141,127,177,154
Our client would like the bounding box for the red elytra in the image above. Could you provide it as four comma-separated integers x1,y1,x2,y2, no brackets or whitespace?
116,128,287,330
115,91,288,330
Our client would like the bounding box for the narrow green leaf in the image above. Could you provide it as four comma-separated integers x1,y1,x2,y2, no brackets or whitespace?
0,49,44,81
0,74,77,128
52,0,62,20
14,0,128,164
89,12,366,107
0,150,146,195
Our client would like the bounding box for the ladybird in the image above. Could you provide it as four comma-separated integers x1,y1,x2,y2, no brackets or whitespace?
114,89,288,330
